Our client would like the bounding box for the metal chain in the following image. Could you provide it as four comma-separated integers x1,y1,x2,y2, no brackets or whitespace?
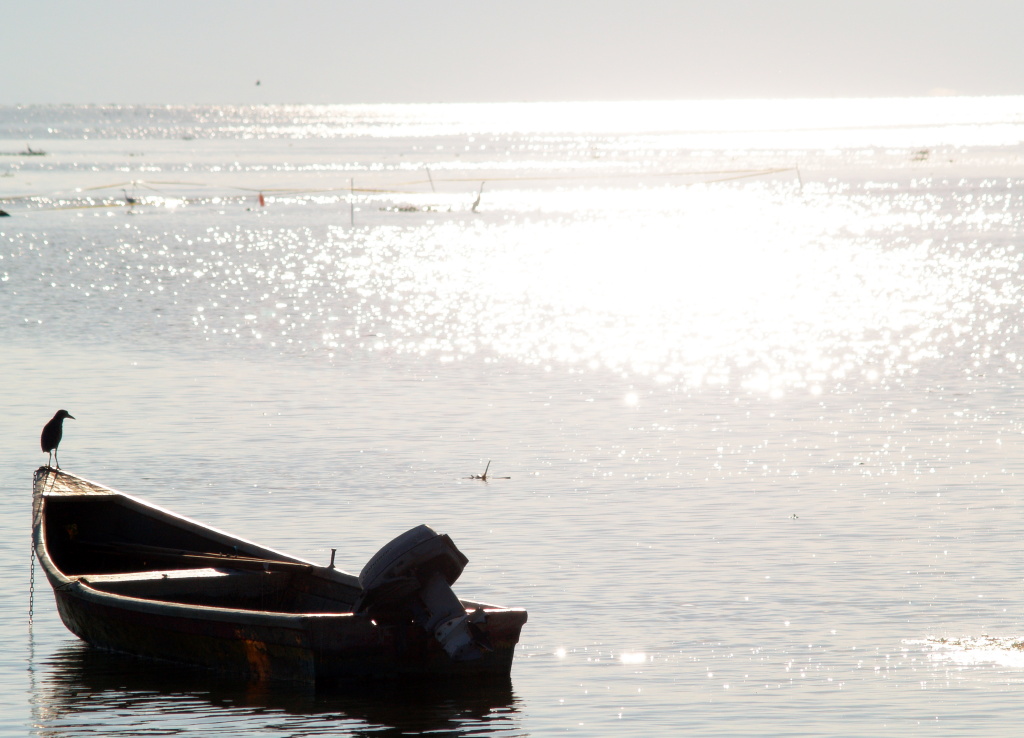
29,467,47,625
29,542,36,624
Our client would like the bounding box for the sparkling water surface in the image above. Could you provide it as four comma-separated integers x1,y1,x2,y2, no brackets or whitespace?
5,99,1024,736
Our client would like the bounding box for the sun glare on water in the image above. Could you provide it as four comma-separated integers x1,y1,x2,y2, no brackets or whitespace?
27,98,1023,397
299,182,1010,395
102,169,1021,398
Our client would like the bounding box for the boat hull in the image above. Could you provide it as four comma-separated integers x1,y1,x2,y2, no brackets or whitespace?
49,583,524,683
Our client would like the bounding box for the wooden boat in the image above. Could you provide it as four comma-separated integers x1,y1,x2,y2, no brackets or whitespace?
32,467,527,685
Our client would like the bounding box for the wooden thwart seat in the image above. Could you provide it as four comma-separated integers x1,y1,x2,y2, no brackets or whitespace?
79,566,292,610
81,567,230,584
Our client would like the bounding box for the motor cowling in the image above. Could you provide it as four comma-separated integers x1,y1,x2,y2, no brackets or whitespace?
354,525,489,661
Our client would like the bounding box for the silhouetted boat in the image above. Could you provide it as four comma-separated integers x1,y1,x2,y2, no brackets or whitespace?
32,467,527,685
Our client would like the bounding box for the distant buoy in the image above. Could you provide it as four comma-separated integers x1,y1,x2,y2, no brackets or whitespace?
258,193,265,207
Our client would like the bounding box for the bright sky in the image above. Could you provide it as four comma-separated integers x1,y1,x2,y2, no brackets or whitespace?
4,0,1024,105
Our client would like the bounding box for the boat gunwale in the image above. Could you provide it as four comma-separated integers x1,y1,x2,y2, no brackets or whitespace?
56,574,527,625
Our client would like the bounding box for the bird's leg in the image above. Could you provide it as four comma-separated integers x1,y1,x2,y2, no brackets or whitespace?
54,450,60,469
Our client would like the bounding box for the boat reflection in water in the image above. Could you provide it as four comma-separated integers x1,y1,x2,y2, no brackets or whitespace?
33,642,524,737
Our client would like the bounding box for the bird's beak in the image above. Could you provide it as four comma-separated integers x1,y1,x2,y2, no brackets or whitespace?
68,414,76,420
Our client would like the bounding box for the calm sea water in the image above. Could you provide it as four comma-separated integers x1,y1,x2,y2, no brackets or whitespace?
5,98,1024,736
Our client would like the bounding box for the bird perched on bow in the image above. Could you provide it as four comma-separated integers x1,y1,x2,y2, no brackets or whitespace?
41,410,75,468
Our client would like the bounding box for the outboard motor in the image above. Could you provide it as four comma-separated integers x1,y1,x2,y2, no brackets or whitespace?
354,525,490,661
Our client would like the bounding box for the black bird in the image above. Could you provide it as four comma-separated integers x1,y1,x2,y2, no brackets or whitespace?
41,410,75,469
122,189,137,208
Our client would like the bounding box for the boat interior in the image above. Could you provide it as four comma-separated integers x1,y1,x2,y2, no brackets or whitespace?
42,493,363,614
